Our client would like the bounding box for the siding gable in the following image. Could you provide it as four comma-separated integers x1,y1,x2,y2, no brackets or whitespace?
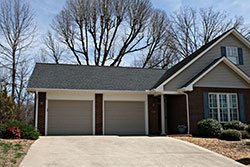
164,34,250,91
194,62,250,88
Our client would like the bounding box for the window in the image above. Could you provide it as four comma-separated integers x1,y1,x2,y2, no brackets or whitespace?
208,93,238,122
226,47,238,64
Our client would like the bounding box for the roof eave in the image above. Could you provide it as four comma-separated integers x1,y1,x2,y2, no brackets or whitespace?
26,87,151,94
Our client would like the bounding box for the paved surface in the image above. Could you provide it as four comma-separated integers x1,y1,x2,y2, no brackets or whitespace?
20,136,244,167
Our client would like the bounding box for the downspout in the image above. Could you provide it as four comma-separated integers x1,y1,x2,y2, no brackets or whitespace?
35,90,38,130
178,90,190,134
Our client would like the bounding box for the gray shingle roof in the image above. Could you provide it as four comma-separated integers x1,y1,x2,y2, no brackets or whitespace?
27,63,166,91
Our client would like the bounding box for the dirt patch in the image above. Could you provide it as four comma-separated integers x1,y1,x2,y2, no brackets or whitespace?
172,137,250,166
0,139,34,167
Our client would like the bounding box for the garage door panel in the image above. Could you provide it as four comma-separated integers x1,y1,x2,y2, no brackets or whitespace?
48,100,92,135
105,101,145,135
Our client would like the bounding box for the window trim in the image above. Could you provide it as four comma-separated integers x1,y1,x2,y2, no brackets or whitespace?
226,47,238,64
208,92,239,123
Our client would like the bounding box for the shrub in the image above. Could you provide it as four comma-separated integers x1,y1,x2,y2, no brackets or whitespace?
220,129,242,141
197,119,222,137
224,121,247,131
5,126,21,139
0,121,39,140
246,124,250,134
240,130,250,139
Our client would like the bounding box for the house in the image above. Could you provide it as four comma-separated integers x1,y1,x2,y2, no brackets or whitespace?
27,28,250,136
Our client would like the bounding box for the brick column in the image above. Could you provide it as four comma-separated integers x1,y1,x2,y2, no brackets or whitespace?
95,94,103,135
38,92,46,135
148,95,159,135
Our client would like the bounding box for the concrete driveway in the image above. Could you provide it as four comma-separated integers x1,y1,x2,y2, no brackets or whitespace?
20,136,244,167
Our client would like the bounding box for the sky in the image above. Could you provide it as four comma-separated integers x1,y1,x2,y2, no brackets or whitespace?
31,0,250,37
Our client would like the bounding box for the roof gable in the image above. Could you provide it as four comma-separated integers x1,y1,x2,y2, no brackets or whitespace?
154,28,250,92
178,57,250,92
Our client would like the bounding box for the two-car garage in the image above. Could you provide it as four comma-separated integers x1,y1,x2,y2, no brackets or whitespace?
46,99,146,135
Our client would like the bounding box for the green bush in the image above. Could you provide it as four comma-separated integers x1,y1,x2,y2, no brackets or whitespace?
246,124,250,134
224,121,247,130
197,119,222,137
240,130,250,139
220,129,242,141
0,121,40,140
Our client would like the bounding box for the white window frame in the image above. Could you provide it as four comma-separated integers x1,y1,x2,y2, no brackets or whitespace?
226,47,238,64
208,93,239,123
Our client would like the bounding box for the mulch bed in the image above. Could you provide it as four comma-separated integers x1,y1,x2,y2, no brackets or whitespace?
0,139,34,167
172,136,250,166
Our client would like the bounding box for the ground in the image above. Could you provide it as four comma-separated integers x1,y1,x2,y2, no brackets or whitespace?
173,136,250,166
20,136,244,167
0,139,34,167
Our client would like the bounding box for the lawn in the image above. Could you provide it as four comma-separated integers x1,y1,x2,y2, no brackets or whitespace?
0,139,34,167
172,136,250,166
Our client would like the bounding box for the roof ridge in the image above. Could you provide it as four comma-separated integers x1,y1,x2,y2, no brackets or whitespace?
36,63,167,71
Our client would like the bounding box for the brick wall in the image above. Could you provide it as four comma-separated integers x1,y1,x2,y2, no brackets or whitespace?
166,95,187,134
95,94,103,135
148,95,160,135
38,92,46,135
188,87,250,134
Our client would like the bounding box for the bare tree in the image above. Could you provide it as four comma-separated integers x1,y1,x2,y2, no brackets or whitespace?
41,30,65,64
169,7,199,58
51,0,176,67
170,6,250,58
15,60,31,106
50,1,250,68
0,0,37,100
141,9,170,68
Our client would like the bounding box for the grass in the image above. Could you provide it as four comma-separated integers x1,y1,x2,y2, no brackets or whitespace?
246,142,250,146
0,140,33,167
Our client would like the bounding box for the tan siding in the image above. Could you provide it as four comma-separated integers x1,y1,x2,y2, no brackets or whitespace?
104,101,145,135
164,34,250,91
195,62,250,88
48,100,92,135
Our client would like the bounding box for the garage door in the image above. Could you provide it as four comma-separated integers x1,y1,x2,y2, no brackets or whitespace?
48,100,92,135
104,101,145,135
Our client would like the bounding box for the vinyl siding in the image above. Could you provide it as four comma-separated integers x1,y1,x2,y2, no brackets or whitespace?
164,34,250,91
104,101,145,135
195,62,250,88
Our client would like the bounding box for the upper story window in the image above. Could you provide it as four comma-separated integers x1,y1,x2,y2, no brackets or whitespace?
208,93,239,123
226,47,238,64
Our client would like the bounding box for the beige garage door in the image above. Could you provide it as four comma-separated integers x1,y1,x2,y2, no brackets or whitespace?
48,100,92,135
104,101,145,135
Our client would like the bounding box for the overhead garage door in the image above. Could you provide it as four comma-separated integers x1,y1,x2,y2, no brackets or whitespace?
48,100,92,135
104,101,145,135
